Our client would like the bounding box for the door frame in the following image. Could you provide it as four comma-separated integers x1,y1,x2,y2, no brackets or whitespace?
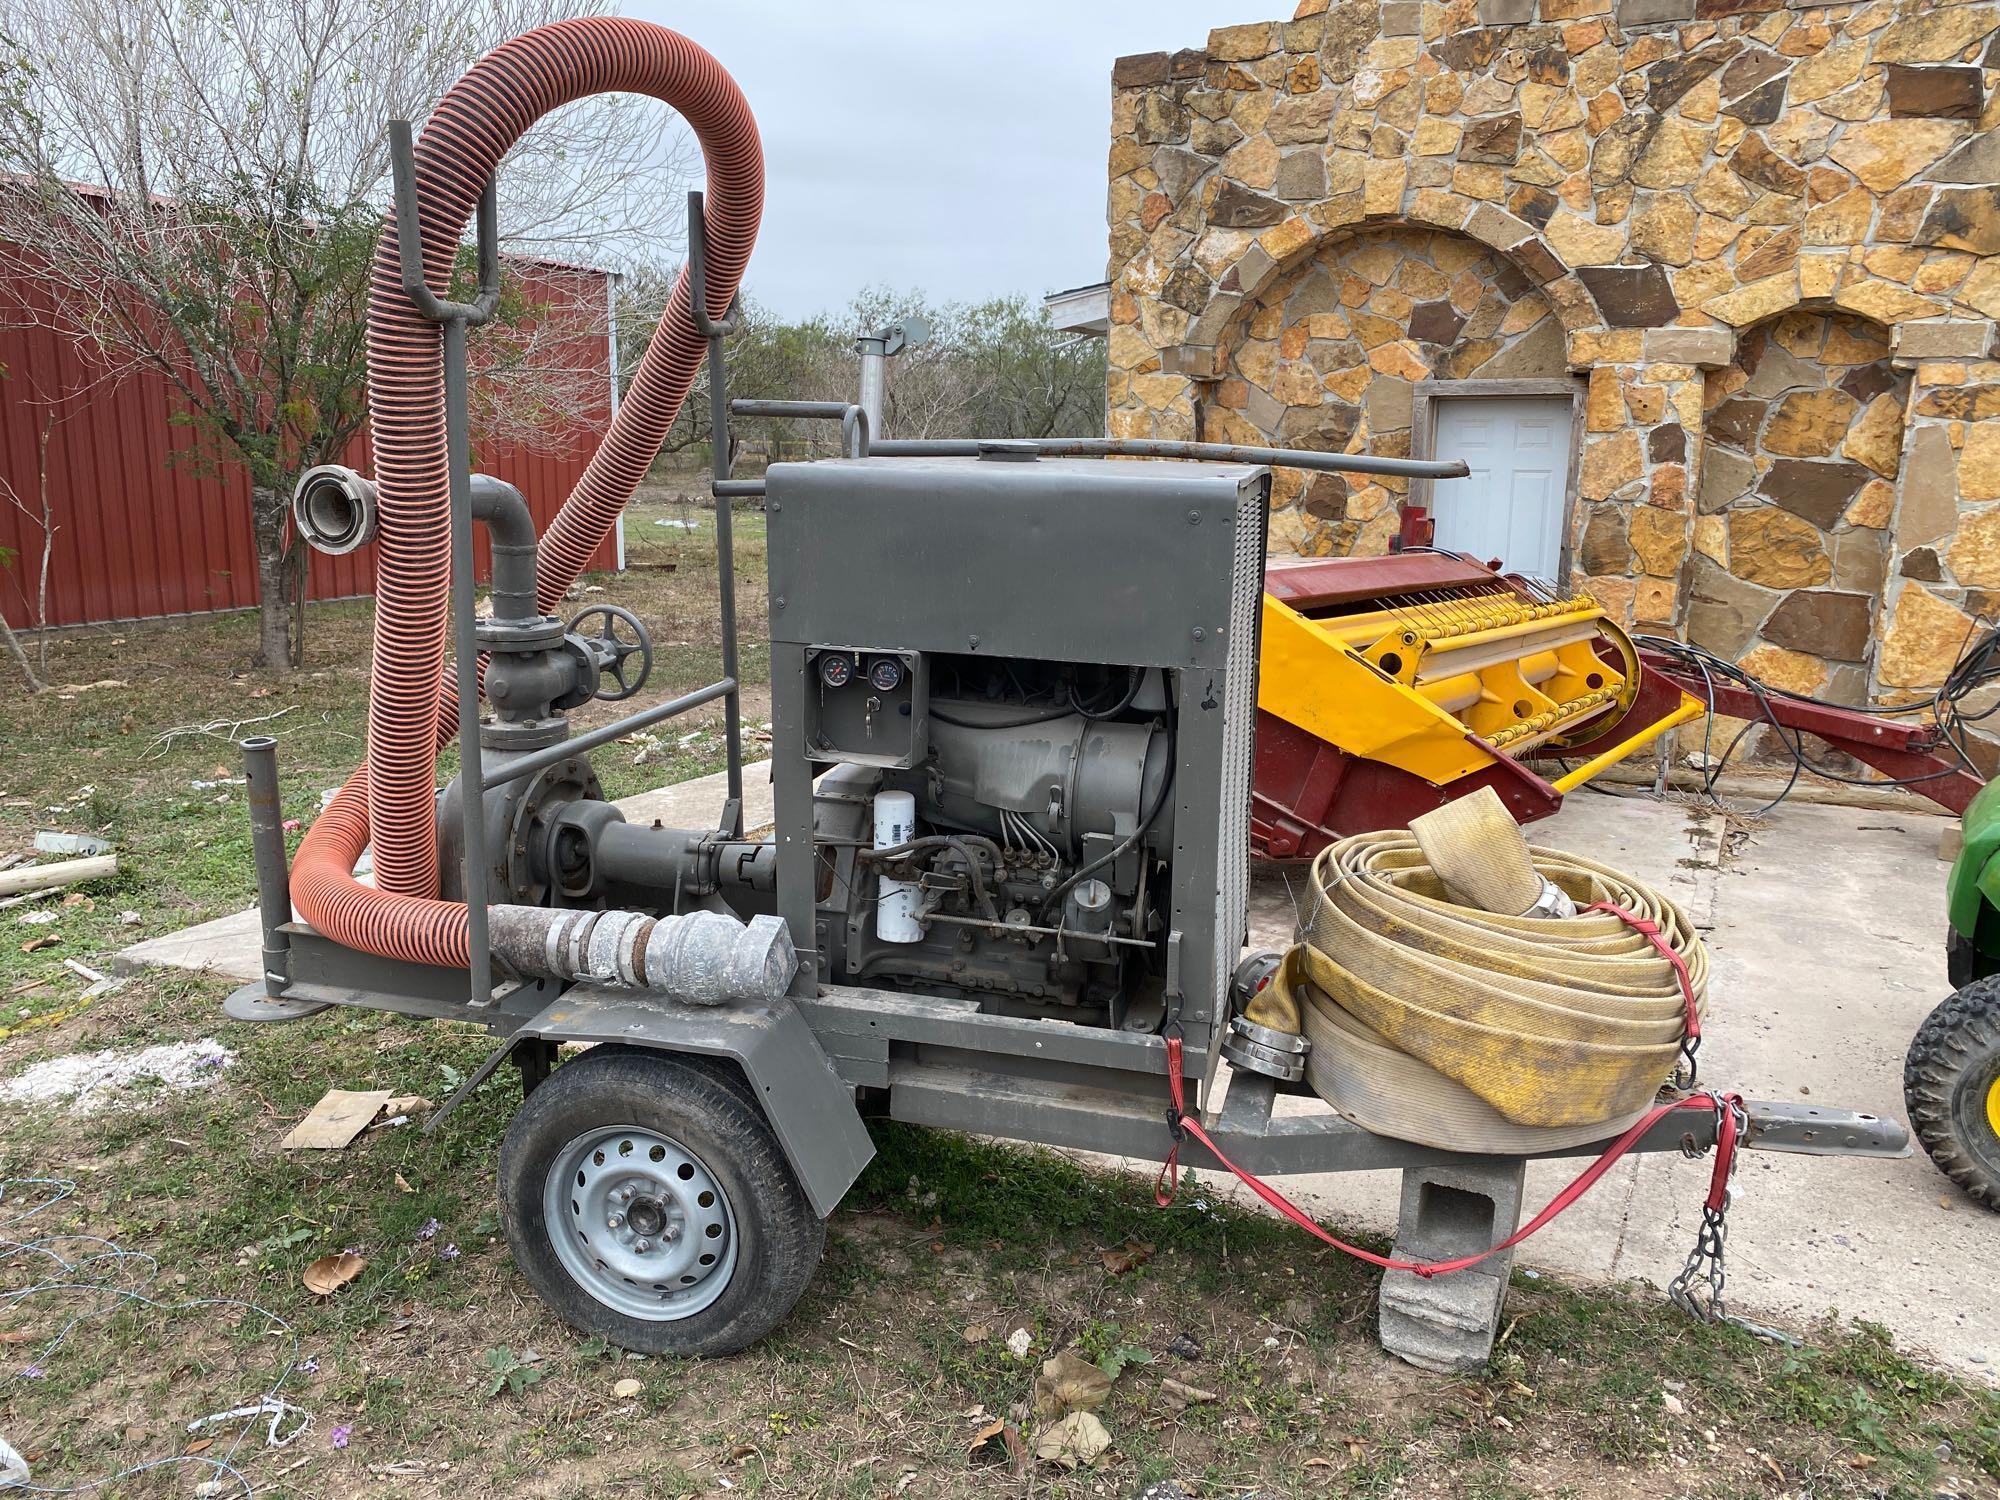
1409,377,1587,584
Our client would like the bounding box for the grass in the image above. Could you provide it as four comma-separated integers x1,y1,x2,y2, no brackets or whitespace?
1,471,1997,1497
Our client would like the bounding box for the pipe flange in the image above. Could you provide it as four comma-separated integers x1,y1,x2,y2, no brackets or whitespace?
1221,1013,1310,1083
480,715,570,752
439,754,603,906
475,615,566,653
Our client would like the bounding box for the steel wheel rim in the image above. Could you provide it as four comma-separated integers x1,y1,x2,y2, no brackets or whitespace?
543,1125,738,1321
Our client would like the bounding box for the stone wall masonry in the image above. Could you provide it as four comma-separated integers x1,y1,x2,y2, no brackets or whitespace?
1106,0,2000,700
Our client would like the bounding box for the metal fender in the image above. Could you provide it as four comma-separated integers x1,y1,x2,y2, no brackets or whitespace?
513,988,874,1219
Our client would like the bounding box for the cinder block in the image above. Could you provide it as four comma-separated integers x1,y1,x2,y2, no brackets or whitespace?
1378,1160,1526,1373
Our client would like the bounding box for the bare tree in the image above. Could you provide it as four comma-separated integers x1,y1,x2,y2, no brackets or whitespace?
0,0,692,670
0,474,50,691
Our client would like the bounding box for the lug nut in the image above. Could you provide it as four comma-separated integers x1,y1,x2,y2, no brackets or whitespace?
634,1237,651,1253
662,1225,681,1243
606,1214,623,1229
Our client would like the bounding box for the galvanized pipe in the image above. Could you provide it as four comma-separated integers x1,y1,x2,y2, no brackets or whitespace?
488,905,796,1005
240,735,293,994
868,437,1470,480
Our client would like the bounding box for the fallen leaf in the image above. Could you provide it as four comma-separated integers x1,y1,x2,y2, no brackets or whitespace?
1159,1376,1218,1410
728,1443,757,1463
20,936,58,953
0,1331,33,1344
1033,1349,1113,1419
968,1418,1026,1472
183,1438,213,1456
1099,1239,1155,1276
613,1377,643,1399
302,1252,366,1297
1032,1411,1110,1468
394,1173,414,1194
960,1323,989,1343
384,1095,433,1115
1846,1454,1877,1471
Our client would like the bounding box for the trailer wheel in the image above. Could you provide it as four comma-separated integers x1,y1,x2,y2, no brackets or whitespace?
1905,976,2000,1213
498,1046,825,1354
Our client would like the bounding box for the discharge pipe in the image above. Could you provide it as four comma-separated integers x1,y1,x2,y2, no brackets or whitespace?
289,18,771,994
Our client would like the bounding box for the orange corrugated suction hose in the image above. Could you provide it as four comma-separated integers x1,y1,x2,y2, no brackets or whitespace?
292,18,762,968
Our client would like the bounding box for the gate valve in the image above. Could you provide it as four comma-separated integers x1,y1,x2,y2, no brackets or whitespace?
564,604,654,702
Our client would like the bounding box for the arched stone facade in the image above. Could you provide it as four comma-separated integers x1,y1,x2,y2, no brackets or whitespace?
1105,0,2000,698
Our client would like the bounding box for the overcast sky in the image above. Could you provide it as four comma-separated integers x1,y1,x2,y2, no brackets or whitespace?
621,0,1284,320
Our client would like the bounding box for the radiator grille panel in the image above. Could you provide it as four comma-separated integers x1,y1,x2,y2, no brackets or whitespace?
1211,479,1266,1010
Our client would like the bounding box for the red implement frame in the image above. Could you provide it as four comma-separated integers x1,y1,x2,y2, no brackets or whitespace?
1250,553,1983,862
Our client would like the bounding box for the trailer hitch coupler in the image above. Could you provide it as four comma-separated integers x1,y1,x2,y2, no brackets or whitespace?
240,735,293,995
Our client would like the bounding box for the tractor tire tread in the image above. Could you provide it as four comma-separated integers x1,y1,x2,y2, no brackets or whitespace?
1904,976,2000,1213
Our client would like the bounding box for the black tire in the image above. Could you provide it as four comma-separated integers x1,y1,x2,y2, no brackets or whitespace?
1904,976,2000,1213
498,1046,826,1355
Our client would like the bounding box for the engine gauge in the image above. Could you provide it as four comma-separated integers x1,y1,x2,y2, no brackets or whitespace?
819,653,855,689
867,656,905,693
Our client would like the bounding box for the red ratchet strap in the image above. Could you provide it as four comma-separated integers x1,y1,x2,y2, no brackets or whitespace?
1584,899,1701,1056
1154,1031,1744,1279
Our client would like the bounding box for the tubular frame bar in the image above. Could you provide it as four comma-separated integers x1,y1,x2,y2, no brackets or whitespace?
481,678,738,792
389,120,502,1009
689,190,746,835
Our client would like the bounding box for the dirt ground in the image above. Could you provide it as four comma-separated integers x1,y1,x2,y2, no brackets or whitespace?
1,475,1997,1498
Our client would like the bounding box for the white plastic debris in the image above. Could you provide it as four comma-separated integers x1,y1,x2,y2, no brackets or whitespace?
33,832,110,857
652,517,700,530
0,1432,28,1486
0,1039,234,1115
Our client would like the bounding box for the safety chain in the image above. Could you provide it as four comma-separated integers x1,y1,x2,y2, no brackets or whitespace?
1666,1093,1747,1324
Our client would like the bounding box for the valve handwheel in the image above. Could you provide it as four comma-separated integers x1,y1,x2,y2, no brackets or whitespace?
568,604,654,702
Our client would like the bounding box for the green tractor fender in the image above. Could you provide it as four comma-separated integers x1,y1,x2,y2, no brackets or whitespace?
1946,777,2000,985
1917,781,2000,1210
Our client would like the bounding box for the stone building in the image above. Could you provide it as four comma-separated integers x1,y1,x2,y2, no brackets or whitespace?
1103,0,2000,705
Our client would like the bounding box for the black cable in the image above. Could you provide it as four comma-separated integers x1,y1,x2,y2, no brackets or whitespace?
1629,628,1996,813
1068,667,1143,721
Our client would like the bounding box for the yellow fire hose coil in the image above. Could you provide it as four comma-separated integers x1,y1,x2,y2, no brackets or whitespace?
1246,789,1707,1141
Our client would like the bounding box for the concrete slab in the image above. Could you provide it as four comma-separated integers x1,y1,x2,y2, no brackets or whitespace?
1230,792,1997,1382
115,761,774,985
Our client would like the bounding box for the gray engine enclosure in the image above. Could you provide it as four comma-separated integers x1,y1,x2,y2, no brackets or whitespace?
764,454,1269,1080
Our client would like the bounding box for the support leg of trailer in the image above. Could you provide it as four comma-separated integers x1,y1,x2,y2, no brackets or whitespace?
1377,1158,1525,1373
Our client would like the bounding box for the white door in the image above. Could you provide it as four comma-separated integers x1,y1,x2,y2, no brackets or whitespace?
1430,395,1573,581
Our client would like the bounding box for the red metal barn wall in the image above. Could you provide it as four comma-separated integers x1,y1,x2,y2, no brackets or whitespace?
0,259,619,630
